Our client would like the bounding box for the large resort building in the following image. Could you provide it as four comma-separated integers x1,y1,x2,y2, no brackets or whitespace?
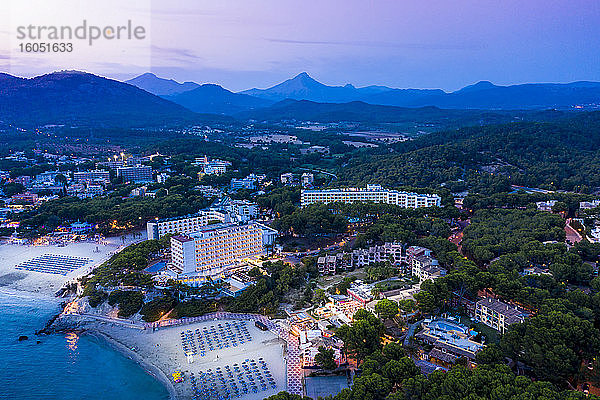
172,222,277,284
146,198,259,240
147,209,231,240
116,165,153,183
73,169,111,183
301,184,441,208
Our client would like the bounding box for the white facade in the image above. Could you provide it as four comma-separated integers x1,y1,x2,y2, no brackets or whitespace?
580,200,600,210
117,165,152,183
301,184,441,208
535,200,557,212
172,222,278,280
146,209,230,240
301,173,314,188
73,170,110,183
156,173,170,183
226,200,258,221
280,173,295,185
171,236,197,275
411,256,446,283
351,242,404,269
194,156,231,175
475,298,529,334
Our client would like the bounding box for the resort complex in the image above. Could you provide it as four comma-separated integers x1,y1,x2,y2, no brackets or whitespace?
172,221,277,282
301,184,441,208
2,2,599,400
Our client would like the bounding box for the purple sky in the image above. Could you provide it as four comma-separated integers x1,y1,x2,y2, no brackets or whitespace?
2,0,599,91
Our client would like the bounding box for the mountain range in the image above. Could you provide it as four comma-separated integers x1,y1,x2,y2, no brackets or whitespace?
125,72,200,96
163,84,273,115
129,72,600,114
1,70,599,128
241,73,600,110
235,99,565,127
0,71,230,127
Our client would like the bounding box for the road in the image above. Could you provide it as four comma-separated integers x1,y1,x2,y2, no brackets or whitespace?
565,218,583,244
413,358,447,375
279,237,350,264
297,167,338,179
403,320,422,347
66,312,146,329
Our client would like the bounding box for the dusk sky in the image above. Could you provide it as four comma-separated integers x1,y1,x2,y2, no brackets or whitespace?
2,0,599,91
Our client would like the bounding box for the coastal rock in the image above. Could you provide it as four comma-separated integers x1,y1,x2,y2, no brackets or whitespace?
18,335,28,341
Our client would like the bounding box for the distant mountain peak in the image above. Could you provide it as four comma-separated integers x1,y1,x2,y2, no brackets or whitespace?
0,70,209,127
288,72,321,86
138,72,158,78
472,80,496,88
294,71,312,79
164,83,273,115
241,73,600,109
126,72,200,96
456,80,498,93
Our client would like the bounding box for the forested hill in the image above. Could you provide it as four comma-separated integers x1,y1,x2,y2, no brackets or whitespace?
0,71,231,127
340,111,600,193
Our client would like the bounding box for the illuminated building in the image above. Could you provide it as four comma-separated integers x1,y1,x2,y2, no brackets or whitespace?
301,184,441,208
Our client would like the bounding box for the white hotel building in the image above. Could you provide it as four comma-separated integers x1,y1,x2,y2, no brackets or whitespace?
301,184,441,208
146,209,230,240
172,222,278,284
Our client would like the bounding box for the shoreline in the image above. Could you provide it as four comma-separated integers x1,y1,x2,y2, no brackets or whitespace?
0,286,63,302
55,314,291,400
0,289,177,398
0,230,145,297
0,288,178,399
85,329,179,400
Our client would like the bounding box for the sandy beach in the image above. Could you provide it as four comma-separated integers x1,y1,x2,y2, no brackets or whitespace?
0,232,145,296
62,316,288,400
1,232,290,399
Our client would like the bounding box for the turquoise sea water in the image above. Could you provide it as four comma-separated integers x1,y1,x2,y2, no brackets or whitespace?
0,290,169,400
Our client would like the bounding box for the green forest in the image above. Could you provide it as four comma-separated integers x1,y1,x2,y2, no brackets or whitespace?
341,111,600,193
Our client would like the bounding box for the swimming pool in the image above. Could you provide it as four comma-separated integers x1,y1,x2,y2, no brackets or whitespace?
430,319,468,334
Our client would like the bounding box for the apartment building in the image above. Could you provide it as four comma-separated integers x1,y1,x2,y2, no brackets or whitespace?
67,183,105,199
225,199,258,221
117,165,152,183
35,170,61,183
146,209,230,240
156,173,170,183
280,173,295,185
346,281,374,306
97,160,125,170
580,200,600,210
301,173,314,188
172,222,278,282
195,185,223,198
351,242,404,269
475,298,530,334
404,245,446,282
73,170,110,184
406,245,433,262
535,200,557,212
301,184,441,208
231,176,256,190
412,261,447,283
11,192,38,204
317,254,346,275
194,156,231,175
231,174,266,191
